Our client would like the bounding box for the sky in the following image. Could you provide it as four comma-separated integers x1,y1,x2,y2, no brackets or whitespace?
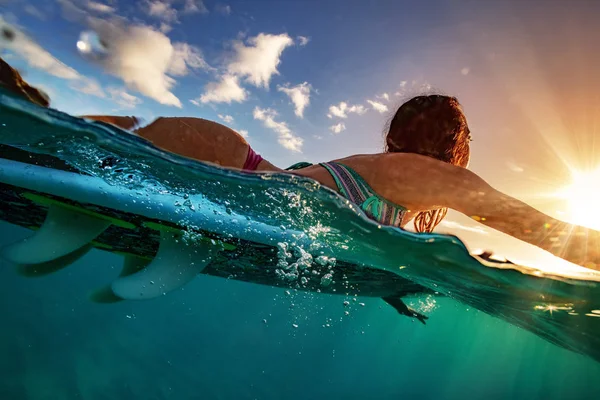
2,0,600,272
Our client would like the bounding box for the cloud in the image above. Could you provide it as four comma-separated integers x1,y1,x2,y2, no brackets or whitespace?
227,33,294,88
159,22,172,33
0,17,77,79
71,78,106,97
0,15,105,97
461,67,470,76
215,3,231,15
85,18,211,107
56,0,89,21
329,123,345,134
367,99,388,113
377,92,390,101
107,86,142,109
277,82,311,118
86,1,115,13
327,101,366,119
238,129,249,138
184,0,208,14
253,107,303,152
24,5,46,20
143,0,179,23
196,74,247,104
57,1,211,107
297,36,310,46
399,81,407,88
218,114,234,123
168,42,211,76
198,32,294,105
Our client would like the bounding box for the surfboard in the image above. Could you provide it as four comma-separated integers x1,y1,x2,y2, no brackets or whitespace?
1,89,600,362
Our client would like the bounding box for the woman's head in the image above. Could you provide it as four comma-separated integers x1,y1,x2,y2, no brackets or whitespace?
385,94,471,168
385,94,471,232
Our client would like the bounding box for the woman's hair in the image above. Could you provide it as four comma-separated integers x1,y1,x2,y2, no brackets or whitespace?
385,94,471,233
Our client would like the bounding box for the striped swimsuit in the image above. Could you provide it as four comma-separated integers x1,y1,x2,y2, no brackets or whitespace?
319,162,406,227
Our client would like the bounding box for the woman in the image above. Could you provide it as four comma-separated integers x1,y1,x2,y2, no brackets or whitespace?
116,97,599,274
2,60,599,288
1,58,597,270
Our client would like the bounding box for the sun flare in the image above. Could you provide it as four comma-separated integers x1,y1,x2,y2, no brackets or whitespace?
556,167,600,230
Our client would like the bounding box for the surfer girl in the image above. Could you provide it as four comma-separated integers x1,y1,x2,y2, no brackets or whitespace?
2,58,599,323
87,96,598,274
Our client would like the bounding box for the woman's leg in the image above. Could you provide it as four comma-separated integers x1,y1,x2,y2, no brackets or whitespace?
135,117,281,172
0,57,280,171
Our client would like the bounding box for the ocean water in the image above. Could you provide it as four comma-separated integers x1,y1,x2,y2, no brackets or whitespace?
1,91,600,399
2,220,600,400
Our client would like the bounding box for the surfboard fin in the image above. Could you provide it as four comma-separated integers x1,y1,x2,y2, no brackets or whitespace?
15,244,93,277
89,255,152,303
110,230,216,300
1,204,111,265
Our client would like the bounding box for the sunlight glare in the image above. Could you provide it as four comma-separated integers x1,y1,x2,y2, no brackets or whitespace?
556,167,600,230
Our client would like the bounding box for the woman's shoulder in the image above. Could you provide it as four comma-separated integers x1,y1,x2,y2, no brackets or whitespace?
334,152,445,172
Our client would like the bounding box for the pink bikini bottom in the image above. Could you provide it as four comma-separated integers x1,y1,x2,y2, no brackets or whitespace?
242,146,263,171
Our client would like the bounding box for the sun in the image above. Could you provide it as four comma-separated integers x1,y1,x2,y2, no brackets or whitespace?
555,167,600,230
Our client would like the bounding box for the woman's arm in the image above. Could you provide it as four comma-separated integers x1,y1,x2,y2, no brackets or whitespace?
425,159,600,269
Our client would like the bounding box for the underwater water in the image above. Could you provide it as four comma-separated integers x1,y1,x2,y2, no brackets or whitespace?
1,91,600,400
2,221,600,400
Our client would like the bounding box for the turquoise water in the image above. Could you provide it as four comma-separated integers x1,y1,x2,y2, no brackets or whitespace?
1,222,600,400
1,91,600,399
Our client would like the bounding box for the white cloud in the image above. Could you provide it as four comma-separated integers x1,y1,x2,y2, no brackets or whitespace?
197,74,247,104
461,67,470,76
71,78,105,97
227,33,294,88
253,107,303,152
87,18,210,107
24,5,46,20
159,22,172,33
86,1,115,13
215,3,231,15
184,0,208,14
56,1,209,107
238,129,249,138
399,81,407,88
367,100,388,114
107,86,142,109
277,82,311,118
378,92,390,101
218,114,234,123
327,101,366,119
0,15,105,98
57,0,90,21
0,17,78,79
329,123,345,134
143,0,179,23
297,36,310,46
168,42,211,76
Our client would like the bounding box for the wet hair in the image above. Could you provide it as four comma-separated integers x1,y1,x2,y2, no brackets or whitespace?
385,94,471,233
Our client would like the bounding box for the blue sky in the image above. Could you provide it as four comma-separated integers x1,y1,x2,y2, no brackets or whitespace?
0,0,503,166
2,0,600,270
